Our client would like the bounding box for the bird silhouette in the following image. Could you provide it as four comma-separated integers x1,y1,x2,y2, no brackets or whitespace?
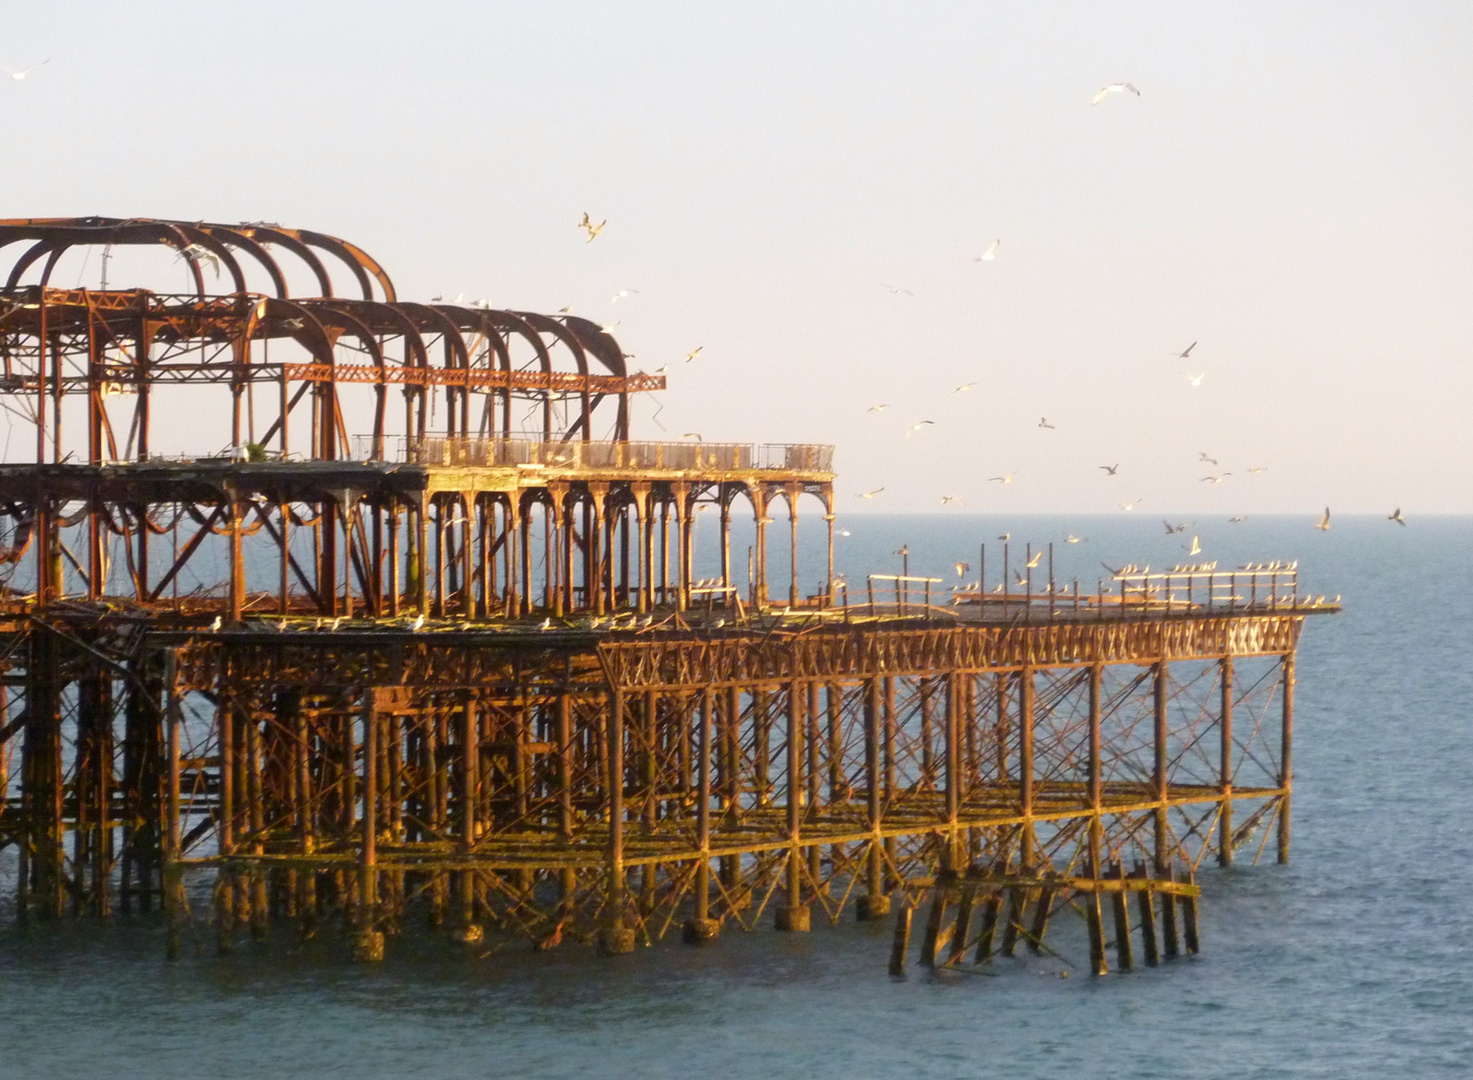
1091,82,1140,105
578,212,605,242
1388,507,1406,526
1315,507,1331,531
1099,464,1119,475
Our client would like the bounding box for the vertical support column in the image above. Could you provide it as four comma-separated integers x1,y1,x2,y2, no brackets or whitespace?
216,696,236,954
858,676,890,920
777,680,809,930
684,687,718,944
1278,652,1294,864
228,494,245,623
1154,661,1170,872
719,492,732,592
944,672,961,870
786,485,800,607
823,489,835,606
519,497,534,617
588,486,607,616
1019,667,1035,870
413,495,430,617
600,688,635,954
1219,655,1235,867
752,484,768,608
1087,663,1108,975
457,695,483,944
633,483,652,614
163,650,184,961
351,691,383,961
677,484,693,612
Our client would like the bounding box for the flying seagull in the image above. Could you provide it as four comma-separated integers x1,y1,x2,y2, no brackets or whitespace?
857,487,885,499
684,346,704,363
954,562,971,578
578,212,606,243
1064,534,1085,544
952,382,976,393
905,420,935,438
1228,515,1245,524
6,60,49,82
940,495,963,506
880,283,914,296
975,238,1001,261
1099,464,1119,475
1163,520,1187,535
1182,371,1206,387
1091,82,1140,105
1315,507,1331,531
867,403,890,412
1025,551,1042,569
989,473,1017,484
1201,473,1232,484
175,243,222,278
1172,341,1198,360
1199,452,1218,465
1119,498,1141,511
1038,417,1055,430
1388,507,1406,526
610,289,640,303
1188,535,1202,556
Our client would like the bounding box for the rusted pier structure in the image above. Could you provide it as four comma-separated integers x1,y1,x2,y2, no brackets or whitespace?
0,219,1333,971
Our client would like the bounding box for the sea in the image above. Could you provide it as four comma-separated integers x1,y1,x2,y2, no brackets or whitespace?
1,513,1469,1079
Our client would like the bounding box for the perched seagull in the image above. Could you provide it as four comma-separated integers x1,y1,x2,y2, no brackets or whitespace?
1188,535,1202,556
989,473,1017,484
880,283,915,296
975,238,1001,261
1182,371,1206,387
610,289,640,303
6,60,49,82
940,495,963,506
538,617,553,631
1099,464,1119,475
867,403,890,413
905,420,935,437
210,616,223,632
1199,452,1218,465
952,382,976,393
954,562,971,578
578,212,606,242
684,346,704,363
1038,417,1055,430
1163,520,1187,535
410,614,426,631
1119,498,1142,511
857,487,885,499
1388,507,1406,526
1201,473,1232,484
1091,82,1140,105
1315,507,1332,531
175,243,222,278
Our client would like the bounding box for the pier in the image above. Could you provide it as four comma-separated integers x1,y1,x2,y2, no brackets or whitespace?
0,218,1334,970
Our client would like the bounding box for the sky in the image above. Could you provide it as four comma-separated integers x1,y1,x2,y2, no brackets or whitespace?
2,1,1470,514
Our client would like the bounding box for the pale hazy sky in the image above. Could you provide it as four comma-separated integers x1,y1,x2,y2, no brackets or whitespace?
4,2,1470,513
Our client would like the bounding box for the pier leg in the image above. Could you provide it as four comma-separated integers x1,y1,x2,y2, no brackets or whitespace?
887,903,913,977
1111,861,1133,971
1135,863,1159,967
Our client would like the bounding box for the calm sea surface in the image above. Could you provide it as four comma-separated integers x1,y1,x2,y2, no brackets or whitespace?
2,514,1470,1079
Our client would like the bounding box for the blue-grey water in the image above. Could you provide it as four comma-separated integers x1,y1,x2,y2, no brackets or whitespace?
2,514,1469,1078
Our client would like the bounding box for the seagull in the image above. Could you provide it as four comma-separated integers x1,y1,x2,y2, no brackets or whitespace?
652,364,668,374
210,616,222,632
410,614,426,631
1099,464,1119,475
975,238,1001,261
894,545,909,557
1119,498,1141,511
1013,571,1028,586
1228,516,1244,524
867,403,890,413
1182,371,1206,387
881,283,914,296
1064,534,1085,544
838,529,852,537
1025,551,1042,569
1199,452,1218,465
1201,473,1232,484
998,533,1011,540
1172,342,1198,360
684,346,704,363
1188,535,1202,556
556,304,573,314
857,487,885,499
954,562,971,578
1388,507,1406,526
610,289,640,303
905,420,935,438
1038,417,1055,430
6,60,49,82
989,473,1017,484
539,617,553,630
681,432,702,441
1315,507,1331,531
952,382,976,393
1247,466,1268,474
578,212,606,242
1091,82,1140,105
940,495,963,506
599,320,620,334
175,244,222,278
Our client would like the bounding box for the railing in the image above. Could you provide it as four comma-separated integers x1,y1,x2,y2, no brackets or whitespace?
349,434,835,473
